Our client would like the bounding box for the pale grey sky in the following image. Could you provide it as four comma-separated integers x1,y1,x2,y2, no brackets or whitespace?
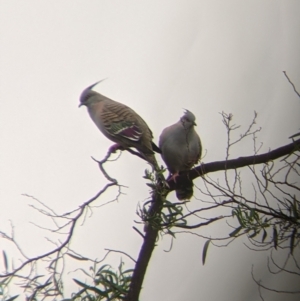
0,1,299,300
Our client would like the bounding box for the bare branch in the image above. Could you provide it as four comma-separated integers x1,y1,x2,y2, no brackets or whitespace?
167,138,300,192
251,265,300,294
104,249,137,263
283,71,300,98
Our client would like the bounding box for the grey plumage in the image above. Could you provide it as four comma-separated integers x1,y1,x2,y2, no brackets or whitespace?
79,81,160,168
159,110,202,200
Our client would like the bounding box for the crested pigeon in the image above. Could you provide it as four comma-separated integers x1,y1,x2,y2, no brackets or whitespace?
159,110,202,200
79,81,160,169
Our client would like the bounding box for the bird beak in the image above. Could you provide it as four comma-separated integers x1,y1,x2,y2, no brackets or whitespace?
78,102,87,108
193,121,197,126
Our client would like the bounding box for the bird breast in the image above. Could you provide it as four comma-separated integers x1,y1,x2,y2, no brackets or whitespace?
160,125,199,173
87,102,112,139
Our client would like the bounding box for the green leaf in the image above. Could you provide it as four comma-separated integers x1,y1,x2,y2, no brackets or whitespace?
73,278,90,289
291,195,299,219
229,226,243,237
67,253,89,261
4,295,19,301
289,132,300,139
96,264,111,275
250,208,258,221
36,281,52,290
110,282,128,294
262,229,267,242
249,230,258,238
146,183,156,189
290,228,296,255
29,275,45,282
202,239,211,265
253,211,259,221
73,279,106,296
235,212,246,227
2,251,8,272
273,226,278,250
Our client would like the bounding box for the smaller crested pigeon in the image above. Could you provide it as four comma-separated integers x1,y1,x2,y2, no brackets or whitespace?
79,81,160,169
159,110,202,200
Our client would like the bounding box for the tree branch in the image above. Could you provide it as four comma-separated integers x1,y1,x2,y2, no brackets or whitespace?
125,192,164,301
283,71,300,98
167,138,300,192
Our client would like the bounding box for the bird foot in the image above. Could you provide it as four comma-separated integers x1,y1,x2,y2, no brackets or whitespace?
168,172,180,183
109,144,124,153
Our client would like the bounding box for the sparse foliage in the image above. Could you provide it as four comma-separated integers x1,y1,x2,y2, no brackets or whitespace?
1,74,299,301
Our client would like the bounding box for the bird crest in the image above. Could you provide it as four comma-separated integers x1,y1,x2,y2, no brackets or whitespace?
79,79,107,106
181,109,196,127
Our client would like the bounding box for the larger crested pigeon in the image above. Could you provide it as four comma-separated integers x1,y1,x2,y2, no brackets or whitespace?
79,81,160,169
159,110,202,200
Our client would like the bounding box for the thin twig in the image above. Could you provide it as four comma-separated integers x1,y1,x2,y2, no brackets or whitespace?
283,71,300,98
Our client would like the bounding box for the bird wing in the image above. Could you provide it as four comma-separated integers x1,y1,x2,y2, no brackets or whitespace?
184,132,202,168
101,100,145,142
191,133,202,163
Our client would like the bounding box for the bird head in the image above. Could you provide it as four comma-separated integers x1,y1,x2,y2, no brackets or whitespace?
78,79,107,108
181,109,197,127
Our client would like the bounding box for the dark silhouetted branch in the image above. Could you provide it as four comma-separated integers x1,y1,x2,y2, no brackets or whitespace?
167,138,300,192
125,191,164,301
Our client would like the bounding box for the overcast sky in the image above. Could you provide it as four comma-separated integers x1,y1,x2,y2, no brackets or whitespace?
0,1,299,300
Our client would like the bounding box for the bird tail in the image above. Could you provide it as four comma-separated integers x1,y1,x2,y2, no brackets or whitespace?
175,181,194,200
143,152,159,171
151,142,162,154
